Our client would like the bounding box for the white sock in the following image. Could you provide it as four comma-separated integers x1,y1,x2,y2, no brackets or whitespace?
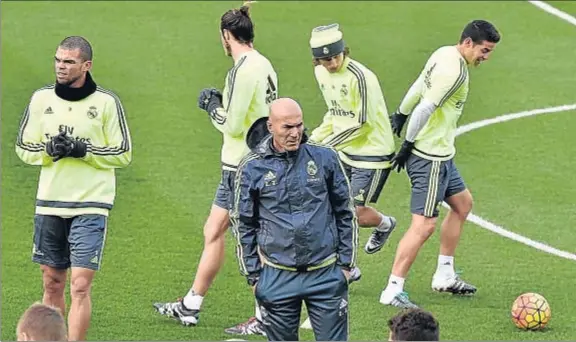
385,274,405,294
183,289,204,310
255,299,262,321
436,255,455,278
376,213,393,232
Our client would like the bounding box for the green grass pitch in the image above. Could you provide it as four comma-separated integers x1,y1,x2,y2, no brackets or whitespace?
2,1,575,340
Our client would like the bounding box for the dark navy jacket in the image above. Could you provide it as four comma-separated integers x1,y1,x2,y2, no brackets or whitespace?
230,121,358,280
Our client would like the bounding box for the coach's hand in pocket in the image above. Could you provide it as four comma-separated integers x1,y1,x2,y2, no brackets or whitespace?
341,268,350,282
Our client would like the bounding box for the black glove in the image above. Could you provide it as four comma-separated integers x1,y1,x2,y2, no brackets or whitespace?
390,112,409,138
68,138,87,159
46,132,87,162
390,140,414,173
46,131,72,162
198,87,223,114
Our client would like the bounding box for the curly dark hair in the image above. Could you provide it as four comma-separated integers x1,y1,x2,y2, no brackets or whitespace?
388,308,439,341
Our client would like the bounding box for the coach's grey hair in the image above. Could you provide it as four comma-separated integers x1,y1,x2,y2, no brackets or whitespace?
58,36,93,61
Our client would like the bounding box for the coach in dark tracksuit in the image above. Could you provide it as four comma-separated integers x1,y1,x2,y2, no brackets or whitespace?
230,98,359,341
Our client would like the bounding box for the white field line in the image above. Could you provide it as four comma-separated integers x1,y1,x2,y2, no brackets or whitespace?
444,103,576,262
453,0,576,262
301,104,576,332
528,0,576,26
302,2,576,330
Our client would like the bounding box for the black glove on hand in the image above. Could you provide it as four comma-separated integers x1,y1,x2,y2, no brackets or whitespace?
198,88,223,114
390,140,414,173
46,131,87,162
68,138,87,158
390,112,409,138
46,131,72,162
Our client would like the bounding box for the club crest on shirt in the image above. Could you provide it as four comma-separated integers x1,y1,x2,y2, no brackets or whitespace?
307,160,318,176
306,160,321,184
87,106,98,119
340,84,348,97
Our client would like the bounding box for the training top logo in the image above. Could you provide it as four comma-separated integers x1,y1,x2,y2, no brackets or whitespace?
329,100,355,118
340,84,348,97
87,106,98,119
424,62,437,89
264,170,277,187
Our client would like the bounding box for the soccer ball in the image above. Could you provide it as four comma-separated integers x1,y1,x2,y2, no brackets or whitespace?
511,292,551,330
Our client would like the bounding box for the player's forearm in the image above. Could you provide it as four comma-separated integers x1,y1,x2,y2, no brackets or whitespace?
82,146,132,169
15,116,51,165
15,144,52,166
210,108,245,137
323,125,364,148
404,98,437,142
209,108,229,134
309,111,333,142
398,76,424,115
310,122,332,143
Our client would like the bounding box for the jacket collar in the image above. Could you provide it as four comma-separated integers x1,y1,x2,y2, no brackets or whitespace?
245,116,310,159
253,131,309,160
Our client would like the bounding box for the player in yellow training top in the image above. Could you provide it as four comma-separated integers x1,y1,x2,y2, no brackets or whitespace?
308,24,398,262
15,36,132,341
153,2,277,336
379,20,501,308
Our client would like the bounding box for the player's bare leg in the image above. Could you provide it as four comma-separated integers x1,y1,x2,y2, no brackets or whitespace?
153,204,229,326
391,214,436,277
432,189,476,295
191,205,267,335
153,204,265,334
68,267,96,341
40,265,67,316
439,189,473,257
360,205,397,254
191,205,230,296
379,214,436,308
